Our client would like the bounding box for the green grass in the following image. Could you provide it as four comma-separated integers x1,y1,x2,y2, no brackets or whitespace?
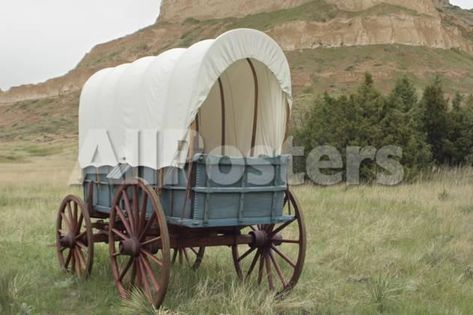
1,156,473,314
0,142,71,163
342,3,421,18
225,0,339,30
0,144,63,162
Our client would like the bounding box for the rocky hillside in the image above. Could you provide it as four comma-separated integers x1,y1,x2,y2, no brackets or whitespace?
2,0,473,152
2,0,473,104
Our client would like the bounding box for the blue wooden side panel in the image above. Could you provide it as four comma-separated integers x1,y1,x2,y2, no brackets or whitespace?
83,154,292,227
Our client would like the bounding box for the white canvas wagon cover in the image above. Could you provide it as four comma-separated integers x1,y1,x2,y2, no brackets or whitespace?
79,28,292,170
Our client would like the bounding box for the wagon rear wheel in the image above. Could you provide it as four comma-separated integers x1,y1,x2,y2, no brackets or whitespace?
109,179,171,308
231,189,306,295
56,195,94,279
172,247,205,270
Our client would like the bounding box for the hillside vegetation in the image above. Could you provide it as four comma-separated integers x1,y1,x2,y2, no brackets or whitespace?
3,45,473,158
2,1,473,163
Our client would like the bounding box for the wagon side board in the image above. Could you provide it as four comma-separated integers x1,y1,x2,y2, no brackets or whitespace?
83,154,293,228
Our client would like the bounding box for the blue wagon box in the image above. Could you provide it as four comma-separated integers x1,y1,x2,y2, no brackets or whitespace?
161,154,291,227
83,154,292,228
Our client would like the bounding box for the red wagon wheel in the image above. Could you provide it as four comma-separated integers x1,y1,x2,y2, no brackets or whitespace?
172,247,205,270
56,195,94,279
231,189,306,295
109,179,171,308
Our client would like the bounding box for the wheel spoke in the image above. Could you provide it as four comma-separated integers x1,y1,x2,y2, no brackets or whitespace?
141,255,161,292
131,260,138,286
280,239,300,244
73,250,81,275
287,194,292,215
115,206,133,235
140,193,148,232
119,257,134,281
122,191,136,234
141,236,161,246
269,219,295,237
140,248,163,267
269,250,287,287
73,202,78,225
76,241,87,251
190,247,198,255
75,230,87,241
60,212,72,230
264,224,274,233
64,250,72,268
76,248,86,271
237,247,256,262
265,255,274,290
112,228,128,240
137,258,153,301
76,214,84,235
66,202,74,228
257,252,264,284
135,259,143,290
246,248,261,279
70,251,75,272
133,186,139,231
59,229,68,236
139,211,156,241
271,245,296,268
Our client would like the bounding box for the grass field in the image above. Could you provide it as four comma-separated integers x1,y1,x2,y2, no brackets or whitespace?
1,152,473,314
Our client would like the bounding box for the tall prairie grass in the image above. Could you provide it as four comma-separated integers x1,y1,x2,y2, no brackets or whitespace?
0,155,472,314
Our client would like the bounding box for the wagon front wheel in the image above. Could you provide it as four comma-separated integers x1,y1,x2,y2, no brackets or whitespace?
231,189,306,295
56,195,94,279
109,179,171,308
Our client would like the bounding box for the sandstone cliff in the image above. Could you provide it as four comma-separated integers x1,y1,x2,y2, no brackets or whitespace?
1,0,473,105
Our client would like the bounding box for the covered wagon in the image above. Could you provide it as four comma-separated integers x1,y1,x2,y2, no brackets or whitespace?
55,28,306,307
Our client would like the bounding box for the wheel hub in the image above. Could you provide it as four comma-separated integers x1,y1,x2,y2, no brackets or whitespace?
119,237,141,256
60,234,76,248
249,230,283,248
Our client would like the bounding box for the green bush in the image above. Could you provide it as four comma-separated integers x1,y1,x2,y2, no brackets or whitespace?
296,74,473,182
